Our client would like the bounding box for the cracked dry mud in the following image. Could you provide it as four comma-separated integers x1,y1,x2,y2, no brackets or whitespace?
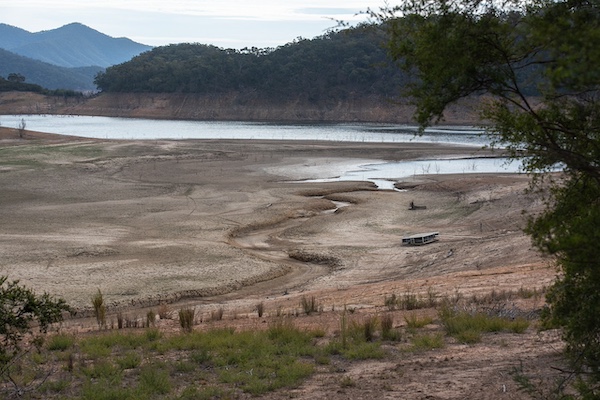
0,128,562,399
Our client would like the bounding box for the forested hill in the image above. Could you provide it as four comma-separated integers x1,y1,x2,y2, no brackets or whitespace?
94,26,407,101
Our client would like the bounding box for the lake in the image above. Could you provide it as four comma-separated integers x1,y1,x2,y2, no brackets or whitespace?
0,114,522,189
0,114,488,145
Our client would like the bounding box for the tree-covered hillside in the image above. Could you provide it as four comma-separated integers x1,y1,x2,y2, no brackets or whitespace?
94,26,407,101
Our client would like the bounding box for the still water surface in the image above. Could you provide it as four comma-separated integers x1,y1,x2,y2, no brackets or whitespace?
0,115,521,189
0,114,488,145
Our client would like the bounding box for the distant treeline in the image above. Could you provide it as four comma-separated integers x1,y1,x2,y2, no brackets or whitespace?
94,26,408,101
0,75,83,97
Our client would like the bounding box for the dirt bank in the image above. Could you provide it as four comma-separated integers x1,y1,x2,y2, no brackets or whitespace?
0,91,481,124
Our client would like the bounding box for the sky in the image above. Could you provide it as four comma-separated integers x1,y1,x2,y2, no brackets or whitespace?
0,1,388,49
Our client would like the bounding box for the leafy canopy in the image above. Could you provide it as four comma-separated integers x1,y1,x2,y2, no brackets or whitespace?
0,276,69,371
378,0,600,393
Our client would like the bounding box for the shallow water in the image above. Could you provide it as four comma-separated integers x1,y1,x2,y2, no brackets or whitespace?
294,157,522,190
0,114,489,146
1,114,523,189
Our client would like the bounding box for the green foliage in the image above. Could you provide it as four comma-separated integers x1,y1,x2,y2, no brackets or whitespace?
0,276,69,373
116,351,142,370
385,288,439,311
94,26,406,101
380,0,600,393
404,313,434,330
138,364,172,395
439,305,529,344
46,334,75,351
178,308,195,333
300,295,319,315
410,333,445,351
91,289,106,328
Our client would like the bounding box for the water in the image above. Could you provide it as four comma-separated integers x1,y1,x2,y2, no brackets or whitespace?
296,157,522,190
0,114,488,146
0,114,523,189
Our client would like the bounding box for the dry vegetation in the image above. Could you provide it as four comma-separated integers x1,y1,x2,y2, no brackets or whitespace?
0,126,565,398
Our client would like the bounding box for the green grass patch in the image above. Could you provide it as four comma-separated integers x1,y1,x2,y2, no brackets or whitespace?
46,333,75,351
409,333,446,351
439,304,530,343
116,351,142,370
6,318,400,398
404,313,434,329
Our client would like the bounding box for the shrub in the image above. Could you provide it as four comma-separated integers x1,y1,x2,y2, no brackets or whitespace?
439,304,530,344
381,313,401,341
157,304,172,319
410,333,445,351
91,289,106,328
362,316,378,342
146,309,156,327
300,296,319,315
116,351,141,369
404,313,433,330
139,365,172,395
46,334,74,351
256,302,265,318
178,308,195,333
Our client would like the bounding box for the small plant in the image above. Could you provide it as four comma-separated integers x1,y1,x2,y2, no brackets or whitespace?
400,290,420,310
256,301,265,318
91,289,106,328
146,309,156,327
179,308,195,333
384,293,397,311
145,327,162,341
116,312,124,329
410,333,445,351
404,313,433,329
340,375,356,388
301,296,319,315
17,118,26,139
139,364,172,395
381,313,401,341
46,334,74,351
116,351,141,369
157,303,172,319
340,312,348,349
362,316,378,342
211,307,224,321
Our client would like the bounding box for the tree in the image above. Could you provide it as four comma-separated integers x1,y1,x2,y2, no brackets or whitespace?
377,0,600,394
6,73,26,84
17,118,25,139
0,277,70,386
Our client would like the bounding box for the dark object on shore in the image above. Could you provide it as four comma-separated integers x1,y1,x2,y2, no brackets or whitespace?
409,201,427,210
402,232,439,246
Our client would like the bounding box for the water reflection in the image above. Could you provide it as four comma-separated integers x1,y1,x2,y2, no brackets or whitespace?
295,157,521,190
0,115,489,146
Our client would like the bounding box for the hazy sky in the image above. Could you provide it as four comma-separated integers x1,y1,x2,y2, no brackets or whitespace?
1,1,388,48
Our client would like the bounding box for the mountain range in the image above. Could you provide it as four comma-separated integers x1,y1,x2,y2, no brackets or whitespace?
0,23,152,91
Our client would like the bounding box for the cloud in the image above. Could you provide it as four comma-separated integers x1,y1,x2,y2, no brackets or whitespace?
0,0,385,47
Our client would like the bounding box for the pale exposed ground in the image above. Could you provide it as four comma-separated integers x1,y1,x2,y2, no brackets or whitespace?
0,127,563,399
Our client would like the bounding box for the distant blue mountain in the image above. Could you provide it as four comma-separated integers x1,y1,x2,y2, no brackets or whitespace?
0,22,152,68
0,22,152,91
0,48,102,91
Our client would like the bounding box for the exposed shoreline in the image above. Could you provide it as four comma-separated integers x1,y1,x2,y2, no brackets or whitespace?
0,91,484,125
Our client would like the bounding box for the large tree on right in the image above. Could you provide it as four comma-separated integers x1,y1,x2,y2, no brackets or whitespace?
379,0,600,394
